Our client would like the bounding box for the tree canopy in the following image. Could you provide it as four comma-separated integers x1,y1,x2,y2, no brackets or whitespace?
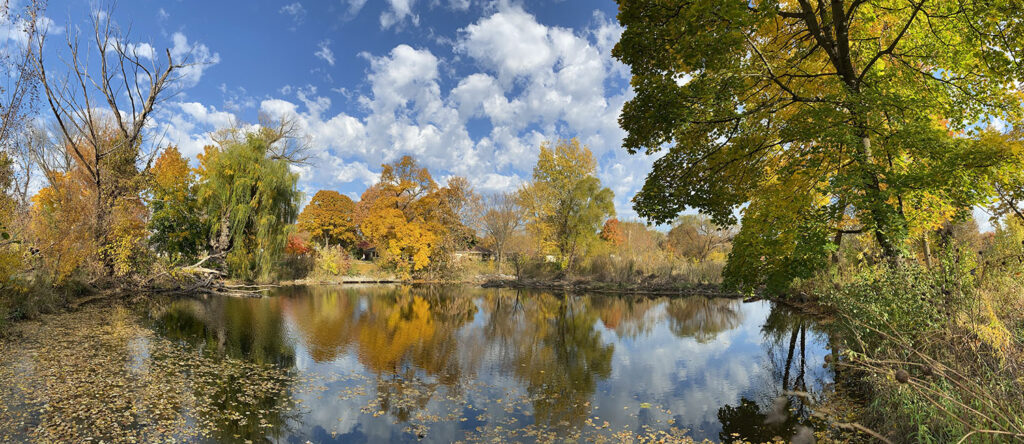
298,190,357,249
614,0,1024,290
197,133,301,282
519,139,615,270
149,147,204,263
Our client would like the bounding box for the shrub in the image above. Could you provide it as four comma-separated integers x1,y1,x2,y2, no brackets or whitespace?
313,246,350,278
1,276,87,335
513,256,562,281
279,254,314,280
823,237,1024,443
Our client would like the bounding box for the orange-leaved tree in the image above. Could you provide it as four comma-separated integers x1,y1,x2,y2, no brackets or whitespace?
298,190,357,249
600,218,625,247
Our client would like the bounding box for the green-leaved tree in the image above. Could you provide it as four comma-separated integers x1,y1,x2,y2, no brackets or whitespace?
149,147,204,263
614,0,1024,291
197,133,301,282
519,139,615,270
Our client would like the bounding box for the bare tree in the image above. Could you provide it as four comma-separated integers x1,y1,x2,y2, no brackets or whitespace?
0,0,43,151
32,3,190,245
259,113,313,164
0,0,45,243
481,191,521,270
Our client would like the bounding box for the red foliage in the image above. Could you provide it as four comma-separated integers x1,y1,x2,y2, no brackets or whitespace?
600,218,625,246
286,234,312,256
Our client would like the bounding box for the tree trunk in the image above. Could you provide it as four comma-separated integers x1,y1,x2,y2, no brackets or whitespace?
856,132,904,260
831,230,844,264
922,235,932,268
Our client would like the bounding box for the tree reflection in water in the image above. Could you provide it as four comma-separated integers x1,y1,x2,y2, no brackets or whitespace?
484,291,614,427
590,296,661,339
665,297,744,342
138,286,832,443
154,296,295,366
717,305,828,443
149,297,301,442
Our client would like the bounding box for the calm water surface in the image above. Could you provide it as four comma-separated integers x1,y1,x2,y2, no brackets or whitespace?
146,285,833,443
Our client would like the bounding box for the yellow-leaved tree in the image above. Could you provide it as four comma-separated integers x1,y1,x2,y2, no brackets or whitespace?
358,156,443,274
519,139,615,270
30,172,96,283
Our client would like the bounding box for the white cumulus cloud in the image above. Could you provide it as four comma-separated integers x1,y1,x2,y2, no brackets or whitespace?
156,4,649,221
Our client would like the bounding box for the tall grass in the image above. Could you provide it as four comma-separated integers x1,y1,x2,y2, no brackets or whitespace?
574,252,724,286
819,232,1024,443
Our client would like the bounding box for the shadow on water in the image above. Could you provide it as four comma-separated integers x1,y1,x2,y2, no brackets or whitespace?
141,285,832,443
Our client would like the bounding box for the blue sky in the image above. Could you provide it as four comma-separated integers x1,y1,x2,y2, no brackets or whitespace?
37,0,654,219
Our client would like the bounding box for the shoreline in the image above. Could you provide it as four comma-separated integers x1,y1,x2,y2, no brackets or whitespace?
478,277,748,299
265,276,753,300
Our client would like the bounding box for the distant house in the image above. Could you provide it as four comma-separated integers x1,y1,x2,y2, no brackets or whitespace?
454,246,493,261
355,242,377,261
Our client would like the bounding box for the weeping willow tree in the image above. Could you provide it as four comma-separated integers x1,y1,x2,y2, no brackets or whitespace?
197,133,300,282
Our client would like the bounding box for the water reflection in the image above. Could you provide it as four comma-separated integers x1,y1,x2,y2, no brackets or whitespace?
716,307,829,441
154,296,295,367
147,286,832,443
666,297,744,342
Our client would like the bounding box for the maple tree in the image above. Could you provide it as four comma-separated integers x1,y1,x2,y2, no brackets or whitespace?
297,190,357,249
357,156,442,274
356,156,477,275
988,129,1024,225
614,0,1024,290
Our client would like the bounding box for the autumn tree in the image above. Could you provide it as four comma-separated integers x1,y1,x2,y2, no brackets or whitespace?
25,127,153,281
988,129,1024,224
599,218,625,247
148,147,203,263
435,176,480,252
0,0,44,216
614,0,1024,291
358,156,442,274
427,176,482,277
0,154,25,286
356,157,479,275
480,191,521,270
616,220,665,261
0,0,47,287
298,190,357,249
519,139,615,270
29,172,96,283
197,132,301,282
32,5,190,276
667,214,734,262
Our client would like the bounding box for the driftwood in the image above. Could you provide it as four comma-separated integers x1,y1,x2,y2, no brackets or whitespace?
139,254,275,298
